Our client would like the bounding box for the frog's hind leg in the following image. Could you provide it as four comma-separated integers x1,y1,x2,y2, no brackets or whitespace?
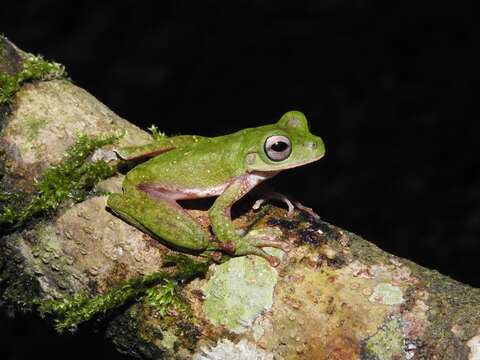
107,189,210,252
107,193,153,235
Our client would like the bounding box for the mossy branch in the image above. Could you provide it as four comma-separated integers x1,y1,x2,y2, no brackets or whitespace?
0,133,121,228
2,37,480,360
0,43,66,106
37,255,210,332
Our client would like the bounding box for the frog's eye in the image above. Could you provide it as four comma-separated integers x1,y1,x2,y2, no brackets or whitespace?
264,135,292,161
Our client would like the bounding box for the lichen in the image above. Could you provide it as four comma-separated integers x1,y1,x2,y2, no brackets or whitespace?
468,333,480,360
0,133,121,227
37,255,209,332
202,253,278,333
194,338,274,360
362,317,405,360
369,283,405,305
0,51,66,106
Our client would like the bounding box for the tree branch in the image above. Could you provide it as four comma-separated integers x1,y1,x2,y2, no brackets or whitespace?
1,36,479,360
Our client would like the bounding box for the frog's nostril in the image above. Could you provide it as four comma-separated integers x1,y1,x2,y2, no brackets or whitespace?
305,141,316,149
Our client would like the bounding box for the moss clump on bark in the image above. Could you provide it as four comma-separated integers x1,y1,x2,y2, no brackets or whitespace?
0,47,66,106
0,133,120,228
147,124,167,141
38,255,210,332
144,279,189,316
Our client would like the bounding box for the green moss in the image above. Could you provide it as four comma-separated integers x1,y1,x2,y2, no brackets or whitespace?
0,133,120,227
0,52,66,106
38,255,209,332
163,253,211,282
147,124,166,141
38,271,168,332
144,279,189,317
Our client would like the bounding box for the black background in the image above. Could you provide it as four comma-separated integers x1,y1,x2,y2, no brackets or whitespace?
1,1,477,359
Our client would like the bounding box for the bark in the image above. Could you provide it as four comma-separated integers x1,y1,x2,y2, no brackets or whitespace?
1,37,480,360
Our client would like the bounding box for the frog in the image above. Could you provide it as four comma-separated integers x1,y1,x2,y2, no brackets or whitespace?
107,111,325,266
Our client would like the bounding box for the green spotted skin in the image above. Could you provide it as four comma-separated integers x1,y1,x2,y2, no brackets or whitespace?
107,111,325,266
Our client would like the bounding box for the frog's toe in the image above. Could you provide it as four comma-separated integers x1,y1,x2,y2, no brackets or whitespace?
243,228,291,252
294,201,320,220
265,255,281,267
235,244,282,267
244,236,291,252
233,230,290,266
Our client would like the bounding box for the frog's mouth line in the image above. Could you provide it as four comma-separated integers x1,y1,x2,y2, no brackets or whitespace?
265,153,325,171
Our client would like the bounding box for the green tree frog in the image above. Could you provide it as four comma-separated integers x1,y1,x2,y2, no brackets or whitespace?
107,111,325,266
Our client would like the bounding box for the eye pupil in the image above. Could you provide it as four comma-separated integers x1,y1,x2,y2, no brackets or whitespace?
272,141,288,152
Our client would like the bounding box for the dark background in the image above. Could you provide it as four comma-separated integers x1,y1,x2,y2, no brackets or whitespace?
1,1,477,359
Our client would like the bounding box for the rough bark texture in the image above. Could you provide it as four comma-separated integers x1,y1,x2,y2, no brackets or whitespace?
1,37,480,360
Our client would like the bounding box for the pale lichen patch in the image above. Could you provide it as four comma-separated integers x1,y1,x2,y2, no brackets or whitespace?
369,283,404,305
468,333,480,360
202,255,278,333
194,338,274,360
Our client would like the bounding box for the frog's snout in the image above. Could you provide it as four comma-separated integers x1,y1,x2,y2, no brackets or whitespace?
304,137,325,158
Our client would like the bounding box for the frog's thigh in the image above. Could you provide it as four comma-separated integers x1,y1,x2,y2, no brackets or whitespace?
107,192,209,251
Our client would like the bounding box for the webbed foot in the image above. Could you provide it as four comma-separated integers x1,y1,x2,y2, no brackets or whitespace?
231,227,290,267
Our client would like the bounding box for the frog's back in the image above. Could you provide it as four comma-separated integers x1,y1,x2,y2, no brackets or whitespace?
125,135,244,190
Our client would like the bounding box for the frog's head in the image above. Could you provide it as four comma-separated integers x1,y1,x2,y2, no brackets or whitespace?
245,111,325,172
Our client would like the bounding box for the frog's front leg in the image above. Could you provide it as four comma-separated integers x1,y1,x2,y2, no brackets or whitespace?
208,176,291,267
